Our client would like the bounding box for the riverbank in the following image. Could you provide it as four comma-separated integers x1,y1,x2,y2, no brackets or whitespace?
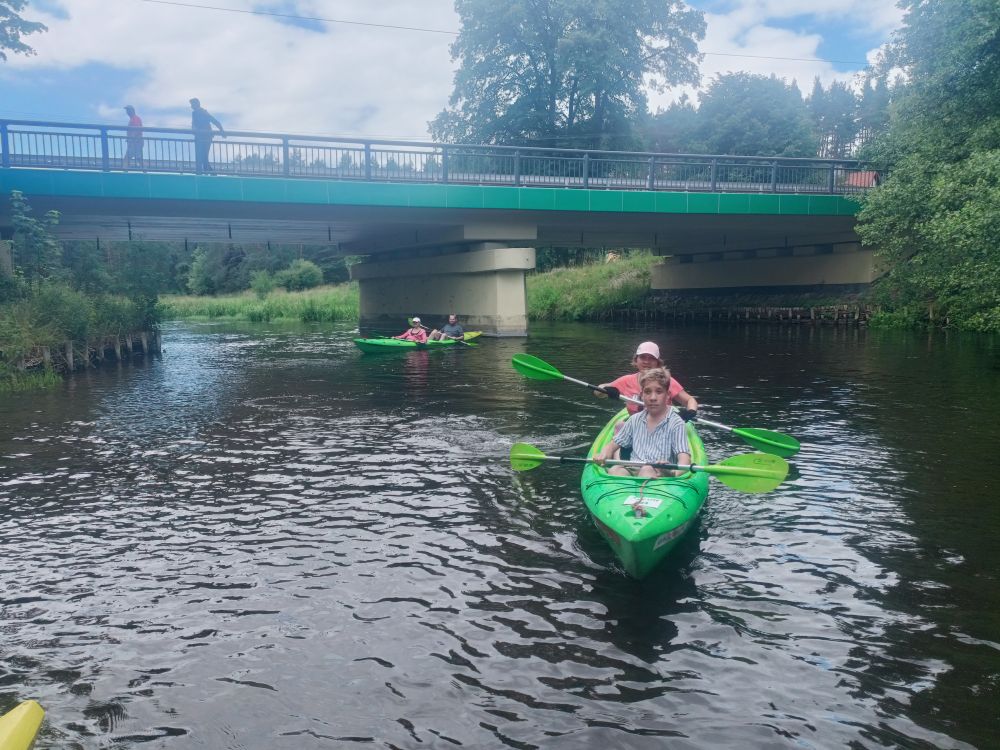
160,284,359,323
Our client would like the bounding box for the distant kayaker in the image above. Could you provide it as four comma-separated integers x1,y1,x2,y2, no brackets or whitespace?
595,341,698,420
394,317,428,343
593,367,691,478
429,313,464,341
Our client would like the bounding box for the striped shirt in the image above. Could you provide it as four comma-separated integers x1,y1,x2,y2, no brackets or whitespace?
614,408,690,465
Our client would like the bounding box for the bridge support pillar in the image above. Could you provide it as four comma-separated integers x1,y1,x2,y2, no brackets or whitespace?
350,244,536,336
652,242,877,290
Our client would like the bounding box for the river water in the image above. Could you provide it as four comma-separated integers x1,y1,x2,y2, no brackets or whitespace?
1,320,998,749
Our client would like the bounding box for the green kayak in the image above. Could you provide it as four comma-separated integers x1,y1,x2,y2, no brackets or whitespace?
353,332,481,353
580,408,710,578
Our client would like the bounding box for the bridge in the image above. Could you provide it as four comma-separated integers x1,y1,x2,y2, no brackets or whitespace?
0,120,880,335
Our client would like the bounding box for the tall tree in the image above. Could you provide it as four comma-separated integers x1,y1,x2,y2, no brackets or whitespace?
808,79,861,158
857,0,1000,330
0,0,46,61
430,0,704,148
694,73,817,157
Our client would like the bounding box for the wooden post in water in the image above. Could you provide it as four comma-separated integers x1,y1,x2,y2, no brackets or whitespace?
140,332,149,353
124,334,133,355
64,341,74,371
112,336,122,361
42,347,51,367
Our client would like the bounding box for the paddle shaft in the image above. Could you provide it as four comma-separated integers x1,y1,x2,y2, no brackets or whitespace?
517,453,780,479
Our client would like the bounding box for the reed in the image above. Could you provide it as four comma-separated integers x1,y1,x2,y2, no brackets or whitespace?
527,252,659,320
162,283,360,322
0,367,62,394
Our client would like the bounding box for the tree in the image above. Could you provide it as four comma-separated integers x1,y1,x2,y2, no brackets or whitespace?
646,94,703,153
808,78,861,158
857,0,1000,330
430,0,704,149
695,73,817,157
0,0,47,61
9,190,62,287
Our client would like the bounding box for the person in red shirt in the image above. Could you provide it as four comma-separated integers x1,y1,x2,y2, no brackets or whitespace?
595,341,698,419
123,105,144,170
393,317,428,343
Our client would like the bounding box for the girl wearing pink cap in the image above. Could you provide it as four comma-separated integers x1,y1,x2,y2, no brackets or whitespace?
595,341,698,419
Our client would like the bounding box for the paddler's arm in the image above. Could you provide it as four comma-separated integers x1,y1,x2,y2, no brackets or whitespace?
593,441,620,466
673,451,692,476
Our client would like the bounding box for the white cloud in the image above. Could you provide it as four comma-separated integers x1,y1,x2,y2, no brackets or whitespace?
8,0,460,138
5,0,904,136
649,0,904,111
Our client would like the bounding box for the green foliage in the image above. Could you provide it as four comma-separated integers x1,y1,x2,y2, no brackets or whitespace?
0,366,61,394
9,190,63,285
527,252,659,319
695,73,818,157
858,0,1000,331
161,283,359,323
431,0,704,148
249,270,277,299
276,259,323,291
0,0,47,61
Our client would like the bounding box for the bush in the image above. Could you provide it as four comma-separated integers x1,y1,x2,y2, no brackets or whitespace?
276,259,323,291
250,270,277,299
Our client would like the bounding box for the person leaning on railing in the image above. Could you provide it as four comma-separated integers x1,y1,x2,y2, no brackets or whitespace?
189,98,225,174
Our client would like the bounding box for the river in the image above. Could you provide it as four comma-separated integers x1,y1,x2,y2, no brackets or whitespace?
1,320,998,749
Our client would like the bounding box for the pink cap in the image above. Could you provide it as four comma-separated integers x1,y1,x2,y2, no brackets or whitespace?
634,341,661,361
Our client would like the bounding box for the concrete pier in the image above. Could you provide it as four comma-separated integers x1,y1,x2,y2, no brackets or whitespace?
351,244,536,336
652,242,878,290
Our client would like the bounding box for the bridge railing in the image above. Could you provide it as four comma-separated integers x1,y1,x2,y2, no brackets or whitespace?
0,119,882,194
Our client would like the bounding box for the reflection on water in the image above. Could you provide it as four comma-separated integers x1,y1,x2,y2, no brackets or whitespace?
1,320,997,749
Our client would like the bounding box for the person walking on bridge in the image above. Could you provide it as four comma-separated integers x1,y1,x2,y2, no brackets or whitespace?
122,105,144,170
189,97,225,174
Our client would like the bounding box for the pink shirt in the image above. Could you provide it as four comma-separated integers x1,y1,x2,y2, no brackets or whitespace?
609,372,684,414
397,329,427,343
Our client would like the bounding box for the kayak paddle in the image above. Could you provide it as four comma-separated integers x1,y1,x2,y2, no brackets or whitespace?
509,442,789,494
510,353,800,458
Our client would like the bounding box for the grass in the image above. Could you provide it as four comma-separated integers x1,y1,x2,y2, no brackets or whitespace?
160,283,360,323
0,367,62,394
527,252,659,320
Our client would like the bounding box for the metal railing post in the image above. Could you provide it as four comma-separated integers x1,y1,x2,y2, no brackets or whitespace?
282,137,290,176
647,157,655,190
771,161,778,192
364,143,372,180
828,164,836,193
582,153,589,188
0,122,9,169
100,127,110,171
710,158,718,191
441,146,449,183
514,150,521,186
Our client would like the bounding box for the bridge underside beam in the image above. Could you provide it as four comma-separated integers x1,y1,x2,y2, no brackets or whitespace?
350,244,536,337
653,241,877,290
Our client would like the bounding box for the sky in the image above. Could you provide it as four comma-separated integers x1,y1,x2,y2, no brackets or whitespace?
0,0,905,141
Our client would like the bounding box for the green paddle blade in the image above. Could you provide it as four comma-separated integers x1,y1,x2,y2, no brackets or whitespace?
510,442,547,471
707,453,789,493
732,427,800,458
511,353,565,381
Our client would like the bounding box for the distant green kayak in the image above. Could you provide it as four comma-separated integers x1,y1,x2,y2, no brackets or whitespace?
353,332,481,353
581,408,709,578
0,701,44,750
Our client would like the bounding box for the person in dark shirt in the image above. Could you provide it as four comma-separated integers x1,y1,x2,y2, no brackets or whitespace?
189,97,225,174
429,314,464,341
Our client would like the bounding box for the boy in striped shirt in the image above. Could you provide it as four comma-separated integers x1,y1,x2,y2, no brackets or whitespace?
594,368,691,478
